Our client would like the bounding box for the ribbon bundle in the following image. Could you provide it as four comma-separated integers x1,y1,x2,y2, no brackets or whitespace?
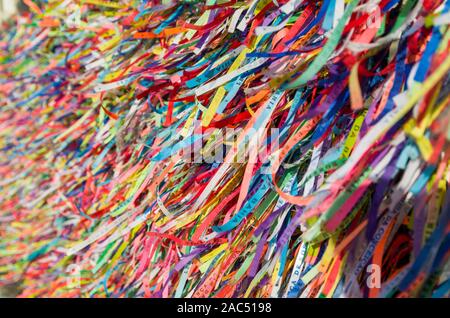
0,0,449,298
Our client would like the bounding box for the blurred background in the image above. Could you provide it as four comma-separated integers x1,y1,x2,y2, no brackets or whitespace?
0,0,20,296
0,0,19,22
